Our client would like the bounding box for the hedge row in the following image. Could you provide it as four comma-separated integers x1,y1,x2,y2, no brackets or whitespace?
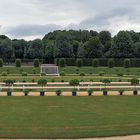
55,58,140,67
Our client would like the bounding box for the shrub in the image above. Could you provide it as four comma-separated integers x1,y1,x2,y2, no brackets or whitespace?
41,72,46,76
15,59,21,67
38,78,47,92
99,71,105,76
130,78,139,86
0,58,3,67
55,89,62,96
38,79,47,86
51,79,55,83
117,73,123,77
76,59,83,67
92,59,99,67
23,89,30,96
5,79,14,86
22,72,28,76
60,71,65,76
32,68,36,74
1,71,7,76
118,89,124,95
87,89,94,96
61,79,65,82
76,68,79,74
69,79,79,88
59,58,66,67
20,68,23,73
80,72,85,76
34,59,40,67
108,59,114,68
124,59,131,68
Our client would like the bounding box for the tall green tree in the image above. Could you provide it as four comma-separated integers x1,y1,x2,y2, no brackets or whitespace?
12,39,27,59
0,38,13,59
84,37,103,58
54,34,73,58
28,39,44,59
109,31,133,58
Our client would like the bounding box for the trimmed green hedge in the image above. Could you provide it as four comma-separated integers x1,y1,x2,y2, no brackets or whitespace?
55,58,140,67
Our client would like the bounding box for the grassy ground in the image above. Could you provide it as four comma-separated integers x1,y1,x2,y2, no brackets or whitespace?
60,67,140,75
1,66,140,75
0,67,40,74
0,96,140,139
0,75,132,82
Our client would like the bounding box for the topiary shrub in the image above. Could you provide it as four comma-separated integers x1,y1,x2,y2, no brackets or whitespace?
118,89,124,95
99,71,105,76
87,89,94,96
32,68,36,74
41,72,46,76
124,59,131,68
0,58,3,67
59,58,66,67
15,59,21,67
60,71,65,76
80,72,85,76
22,72,28,76
55,89,62,96
92,59,99,67
108,59,114,68
76,59,83,67
117,73,123,77
34,59,40,67
1,71,7,76
38,79,47,95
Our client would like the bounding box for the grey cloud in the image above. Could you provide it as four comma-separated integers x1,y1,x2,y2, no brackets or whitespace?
3,24,62,38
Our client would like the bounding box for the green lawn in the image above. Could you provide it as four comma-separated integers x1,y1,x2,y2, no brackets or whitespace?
0,75,132,82
0,96,140,139
0,67,40,74
1,66,140,76
60,66,140,75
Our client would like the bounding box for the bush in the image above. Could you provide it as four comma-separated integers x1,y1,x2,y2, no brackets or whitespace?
117,73,123,77
38,79,47,87
15,59,21,67
80,72,85,76
51,79,55,83
118,89,124,95
124,59,131,68
76,59,83,67
0,58,3,67
69,79,79,87
22,72,28,76
108,59,114,68
87,89,94,96
92,59,99,67
59,58,66,67
99,71,105,76
34,59,40,67
41,72,46,76
55,89,62,96
20,68,23,73
32,68,36,74
1,71,7,76
60,71,65,76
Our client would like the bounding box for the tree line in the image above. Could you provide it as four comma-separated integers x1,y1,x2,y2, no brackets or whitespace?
0,30,140,63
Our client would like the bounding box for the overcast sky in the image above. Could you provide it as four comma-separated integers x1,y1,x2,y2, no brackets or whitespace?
0,0,140,40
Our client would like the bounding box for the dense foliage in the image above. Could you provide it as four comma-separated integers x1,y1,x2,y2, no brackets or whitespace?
0,30,140,63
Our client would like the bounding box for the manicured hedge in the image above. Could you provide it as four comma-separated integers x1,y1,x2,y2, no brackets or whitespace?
55,58,140,67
